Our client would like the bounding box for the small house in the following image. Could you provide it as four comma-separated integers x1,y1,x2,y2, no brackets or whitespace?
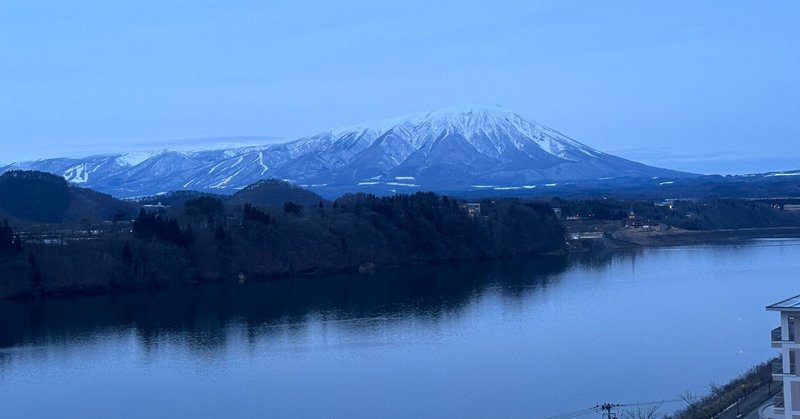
459,203,481,218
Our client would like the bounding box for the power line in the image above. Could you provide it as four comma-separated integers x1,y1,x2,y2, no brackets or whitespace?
540,406,600,419
617,398,684,407
542,398,684,419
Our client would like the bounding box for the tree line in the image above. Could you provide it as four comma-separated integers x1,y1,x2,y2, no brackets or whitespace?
0,191,566,299
132,209,194,247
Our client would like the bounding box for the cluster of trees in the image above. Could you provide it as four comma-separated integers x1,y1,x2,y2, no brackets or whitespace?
132,209,194,247
283,201,303,215
0,220,22,252
243,203,275,225
666,359,773,418
132,192,563,290
184,196,224,217
235,192,565,266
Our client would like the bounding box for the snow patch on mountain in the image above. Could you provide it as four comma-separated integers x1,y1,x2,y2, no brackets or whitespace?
766,171,800,177
116,152,153,167
65,164,90,183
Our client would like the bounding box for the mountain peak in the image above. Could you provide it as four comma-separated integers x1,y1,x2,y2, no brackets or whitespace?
416,104,535,137
326,104,518,138
424,103,513,116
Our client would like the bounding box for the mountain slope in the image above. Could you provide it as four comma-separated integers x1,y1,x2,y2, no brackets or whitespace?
1,105,693,197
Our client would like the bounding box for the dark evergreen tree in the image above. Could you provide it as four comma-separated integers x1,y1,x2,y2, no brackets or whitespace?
133,210,192,247
185,197,224,217
0,220,13,251
122,241,133,266
243,203,273,224
215,225,226,241
184,224,194,244
283,201,302,215
0,220,22,253
28,253,42,290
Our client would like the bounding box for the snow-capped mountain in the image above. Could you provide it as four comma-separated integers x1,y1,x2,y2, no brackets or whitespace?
0,105,691,197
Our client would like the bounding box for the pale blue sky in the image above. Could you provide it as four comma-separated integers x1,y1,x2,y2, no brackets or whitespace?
2,1,798,174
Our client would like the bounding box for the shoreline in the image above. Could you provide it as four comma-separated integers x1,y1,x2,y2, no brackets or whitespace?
5,227,800,301
602,226,800,249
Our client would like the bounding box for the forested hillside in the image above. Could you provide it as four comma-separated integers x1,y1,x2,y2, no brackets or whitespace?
0,172,565,299
0,170,136,224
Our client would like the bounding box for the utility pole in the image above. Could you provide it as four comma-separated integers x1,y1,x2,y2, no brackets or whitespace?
598,403,617,419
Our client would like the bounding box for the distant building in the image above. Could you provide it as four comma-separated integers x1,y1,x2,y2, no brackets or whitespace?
765,295,800,417
569,232,604,240
142,202,170,215
655,199,676,210
459,203,481,218
624,217,645,228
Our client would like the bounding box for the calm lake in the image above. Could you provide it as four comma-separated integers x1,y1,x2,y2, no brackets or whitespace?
2,239,799,418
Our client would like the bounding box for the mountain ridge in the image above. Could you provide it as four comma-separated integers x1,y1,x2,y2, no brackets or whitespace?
1,105,693,197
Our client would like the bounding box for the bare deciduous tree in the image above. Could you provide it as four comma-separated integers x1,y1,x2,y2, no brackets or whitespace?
679,390,700,418
622,404,662,419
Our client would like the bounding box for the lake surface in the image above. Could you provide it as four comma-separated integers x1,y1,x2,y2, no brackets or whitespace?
2,239,799,418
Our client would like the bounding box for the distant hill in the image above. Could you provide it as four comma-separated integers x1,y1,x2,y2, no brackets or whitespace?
0,171,135,224
0,171,72,222
0,171,325,223
229,180,325,207
66,187,137,223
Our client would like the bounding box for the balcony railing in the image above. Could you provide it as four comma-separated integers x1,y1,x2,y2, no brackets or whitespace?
772,359,797,375
774,393,785,409
771,326,796,342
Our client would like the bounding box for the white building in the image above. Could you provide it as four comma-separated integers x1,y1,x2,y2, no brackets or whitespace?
459,203,481,218
766,295,800,418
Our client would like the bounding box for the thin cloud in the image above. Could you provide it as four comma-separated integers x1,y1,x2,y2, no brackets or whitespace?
607,147,800,175
130,136,285,149
4,135,288,163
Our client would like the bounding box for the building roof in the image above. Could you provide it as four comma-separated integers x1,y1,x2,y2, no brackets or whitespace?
767,294,800,311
